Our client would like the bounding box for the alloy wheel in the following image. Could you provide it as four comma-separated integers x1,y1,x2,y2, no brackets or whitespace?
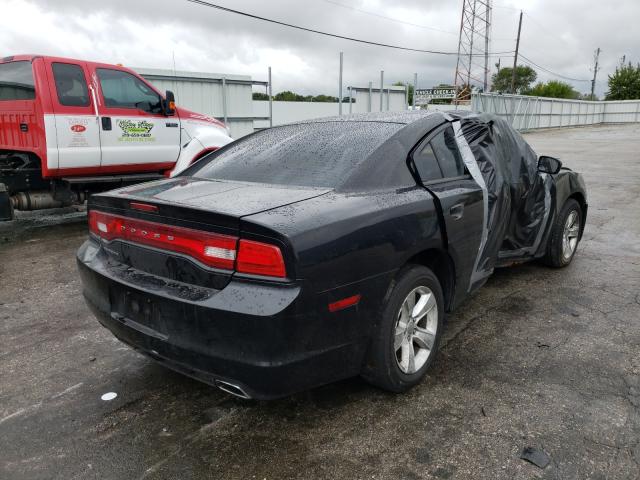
562,210,580,262
394,286,438,374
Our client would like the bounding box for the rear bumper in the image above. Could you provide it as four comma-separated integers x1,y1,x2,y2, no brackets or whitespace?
77,240,368,399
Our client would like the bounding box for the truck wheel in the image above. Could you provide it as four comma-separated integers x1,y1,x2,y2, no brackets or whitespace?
543,198,582,268
0,184,14,221
362,265,444,393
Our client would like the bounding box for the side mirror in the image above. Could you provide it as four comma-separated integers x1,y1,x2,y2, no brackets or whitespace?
538,155,562,174
162,90,176,116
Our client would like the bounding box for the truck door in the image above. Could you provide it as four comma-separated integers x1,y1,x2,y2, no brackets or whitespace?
46,60,101,171
93,67,180,170
412,124,485,299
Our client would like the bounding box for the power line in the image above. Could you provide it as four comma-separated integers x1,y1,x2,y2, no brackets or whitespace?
320,0,458,35
519,53,591,82
185,0,514,57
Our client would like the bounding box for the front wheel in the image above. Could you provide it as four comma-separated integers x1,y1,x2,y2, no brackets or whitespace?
543,198,582,268
362,265,444,393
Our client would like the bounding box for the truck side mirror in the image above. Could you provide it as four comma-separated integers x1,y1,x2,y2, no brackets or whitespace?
538,155,562,174
163,90,176,116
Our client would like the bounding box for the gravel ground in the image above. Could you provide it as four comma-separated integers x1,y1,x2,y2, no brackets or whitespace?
1,124,639,480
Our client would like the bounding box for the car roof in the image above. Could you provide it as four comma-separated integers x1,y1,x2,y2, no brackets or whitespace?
294,110,448,126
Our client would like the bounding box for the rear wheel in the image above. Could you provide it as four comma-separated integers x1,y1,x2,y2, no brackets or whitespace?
544,198,582,267
362,266,444,393
0,183,14,221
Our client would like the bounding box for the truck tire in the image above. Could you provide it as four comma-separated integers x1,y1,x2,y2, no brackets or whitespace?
0,183,14,221
362,265,444,393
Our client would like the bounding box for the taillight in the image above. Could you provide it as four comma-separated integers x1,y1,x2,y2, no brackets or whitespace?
236,239,286,278
88,210,237,270
88,210,287,278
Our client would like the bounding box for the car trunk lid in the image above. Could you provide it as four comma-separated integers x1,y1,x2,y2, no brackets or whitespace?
88,177,330,290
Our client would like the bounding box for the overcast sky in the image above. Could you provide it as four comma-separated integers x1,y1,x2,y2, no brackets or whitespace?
2,0,638,97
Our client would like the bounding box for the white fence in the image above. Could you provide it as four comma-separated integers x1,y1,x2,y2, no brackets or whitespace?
253,86,408,129
472,93,640,131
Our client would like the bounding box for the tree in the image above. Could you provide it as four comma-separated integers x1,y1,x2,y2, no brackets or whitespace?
490,65,537,93
526,80,580,99
605,62,640,100
252,92,269,100
273,90,306,101
311,94,338,102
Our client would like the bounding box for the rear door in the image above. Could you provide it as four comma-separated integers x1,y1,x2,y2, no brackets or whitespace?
93,67,180,169
45,60,102,171
412,124,485,298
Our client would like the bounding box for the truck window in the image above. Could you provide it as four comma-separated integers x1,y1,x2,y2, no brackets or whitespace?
52,63,90,107
0,61,36,100
96,68,162,114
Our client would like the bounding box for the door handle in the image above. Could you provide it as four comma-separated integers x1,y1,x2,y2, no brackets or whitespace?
101,117,112,131
449,203,464,220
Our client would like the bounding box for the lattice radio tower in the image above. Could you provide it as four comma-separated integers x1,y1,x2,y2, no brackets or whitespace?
453,0,493,102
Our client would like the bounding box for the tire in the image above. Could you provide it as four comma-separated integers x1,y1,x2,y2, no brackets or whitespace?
543,198,582,268
0,183,14,221
362,265,444,393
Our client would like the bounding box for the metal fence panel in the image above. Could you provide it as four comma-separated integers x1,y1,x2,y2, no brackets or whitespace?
137,68,257,138
472,93,640,131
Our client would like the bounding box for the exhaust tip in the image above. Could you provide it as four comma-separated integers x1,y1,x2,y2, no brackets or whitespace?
215,379,251,400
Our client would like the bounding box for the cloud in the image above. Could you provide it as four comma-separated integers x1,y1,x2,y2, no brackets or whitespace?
2,0,638,96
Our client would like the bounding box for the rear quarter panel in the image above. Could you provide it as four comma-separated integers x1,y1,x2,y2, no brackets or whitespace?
242,187,443,306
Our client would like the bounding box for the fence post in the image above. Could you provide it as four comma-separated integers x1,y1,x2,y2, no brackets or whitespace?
221,76,228,126
268,66,273,128
404,84,408,110
338,52,343,116
348,86,353,114
412,73,417,109
368,82,372,112
379,71,384,112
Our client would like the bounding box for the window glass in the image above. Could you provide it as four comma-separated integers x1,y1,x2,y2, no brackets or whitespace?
189,122,403,188
413,141,443,182
0,61,35,100
97,68,162,113
431,126,467,177
52,63,89,107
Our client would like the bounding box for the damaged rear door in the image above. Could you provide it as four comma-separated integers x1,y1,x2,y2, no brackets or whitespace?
412,124,485,302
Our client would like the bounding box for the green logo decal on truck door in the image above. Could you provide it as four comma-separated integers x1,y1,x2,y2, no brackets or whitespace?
117,120,155,142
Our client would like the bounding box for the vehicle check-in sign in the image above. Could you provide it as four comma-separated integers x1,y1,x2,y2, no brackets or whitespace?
414,88,456,105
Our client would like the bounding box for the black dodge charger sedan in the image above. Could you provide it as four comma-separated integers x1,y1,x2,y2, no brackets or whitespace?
77,111,587,399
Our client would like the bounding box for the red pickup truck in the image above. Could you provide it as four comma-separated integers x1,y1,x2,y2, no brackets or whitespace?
0,55,233,220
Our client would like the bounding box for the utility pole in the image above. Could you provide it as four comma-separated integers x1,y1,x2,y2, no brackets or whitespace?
483,1,492,91
590,47,601,100
510,10,523,94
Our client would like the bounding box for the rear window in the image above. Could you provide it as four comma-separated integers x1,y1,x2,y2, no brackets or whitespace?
0,61,35,100
189,122,403,188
